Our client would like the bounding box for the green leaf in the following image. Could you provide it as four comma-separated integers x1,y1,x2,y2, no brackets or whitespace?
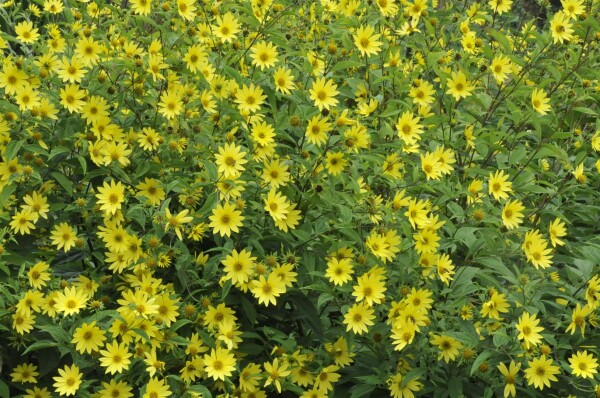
240,295,257,325
3,139,24,160
50,171,74,194
0,380,9,398
23,340,59,355
187,384,212,398
37,324,72,344
329,60,363,74
287,290,323,339
400,367,426,388
492,332,511,347
470,351,493,376
350,383,376,398
487,29,511,52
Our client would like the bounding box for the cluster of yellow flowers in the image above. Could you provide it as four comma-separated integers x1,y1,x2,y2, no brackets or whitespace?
1,0,600,397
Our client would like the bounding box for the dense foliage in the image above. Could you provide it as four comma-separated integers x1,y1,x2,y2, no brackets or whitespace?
1,0,600,397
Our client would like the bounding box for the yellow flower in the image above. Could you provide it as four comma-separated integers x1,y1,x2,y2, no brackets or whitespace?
203,348,236,381
550,11,574,44
515,311,544,349
213,12,240,43
314,365,341,392
548,218,567,247
446,70,475,100
489,0,513,14
263,358,291,393
96,180,126,216
325,152,347,176
54,287,88,316
11,363,39,383
353,25,383,57
497,361,520,398
565,303,593,336
12,310,35,335
235,83,267,113
222,248,256,285
72,321,106,354
251,274,286,306
250,41,279,70
388,372,423,398
524,355,560,390
502,200,525,230
488,170,513,201
490,55,512,83
325,257,354,286
56,56,87,84
436,253,455,285
305,114,332,146
309,77,339,111
15,20,40,44
352,273,386,306
130,0,152,15
572,163,586,184
165,208,193,240
568,350,598,379
136,178,165,206
273,67,296,94
209,202,245,237
430,334,463,363
262,159,290,188
10,210,37,235
531,88,551,115
395,111,423,145
273,203,302,232
99,379,133,398
27,261,51,289
480,291,510,320
343,302,375,334
142,378,170,398
157,89,183,119
99,341,132,374
53,364,83,396
176,0,196,21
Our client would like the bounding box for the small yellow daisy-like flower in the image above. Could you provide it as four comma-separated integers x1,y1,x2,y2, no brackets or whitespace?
353,25,383,57
343,302,375,334
99,341,132,375
53,364,83,396
214,143,248,179
531,88,551,115
250,40,279,70
15,20,40,44
502,199,525,230
96,180,126,216
72,321,106,354
273,67,296,95
209,202,245,237
309,77,339,111
568,350,598,379
164,208,193,240
10,363,39,384
497,361,520,398
235,83,267,113
550,11,574,44
446,70,475,100
203,348,237,381
515,311,544,349
50,222,78,252
524,355,560,390
430,334,463,363
489,0,513,14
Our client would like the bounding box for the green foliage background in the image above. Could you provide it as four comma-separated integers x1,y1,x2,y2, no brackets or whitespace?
0,0,599,397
